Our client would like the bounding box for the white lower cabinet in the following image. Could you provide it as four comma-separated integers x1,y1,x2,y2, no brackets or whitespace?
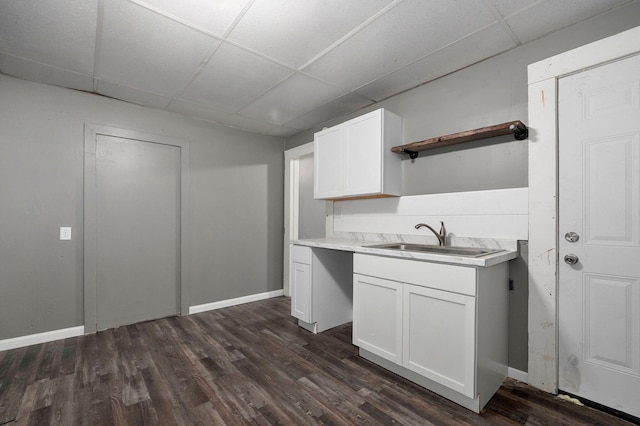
353,254,508,413
291,261,311,323
353,275,403,364
403,284,476,398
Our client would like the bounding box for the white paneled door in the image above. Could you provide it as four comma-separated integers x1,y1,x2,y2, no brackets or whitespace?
558,54,640,418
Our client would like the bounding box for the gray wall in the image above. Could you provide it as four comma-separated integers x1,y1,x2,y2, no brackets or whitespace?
286,4,640,373
0,74,284,340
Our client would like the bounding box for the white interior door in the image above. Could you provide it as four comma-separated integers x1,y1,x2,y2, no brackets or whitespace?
558,53,640,418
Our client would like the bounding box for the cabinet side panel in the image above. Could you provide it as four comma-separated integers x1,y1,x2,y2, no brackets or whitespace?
382,110,403,196
477,262,509,408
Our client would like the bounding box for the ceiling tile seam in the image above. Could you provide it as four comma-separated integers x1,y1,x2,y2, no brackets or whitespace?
518,0,635,45
123,0,235,106
169,42,226,110
222,113,283,131
232,74,353,127
221,0,256,39
298,0,405,71
164,97,232,118
318,20,509,97
217,38,300,73
126,0,226,41
258,88,373,129
483,0,522,46
125,0,301,75
92,0,107,92
357,46,521,106
94,77,174,102
214,68,298,117
495,0,547,20
0,51,93,82
126,0,299,74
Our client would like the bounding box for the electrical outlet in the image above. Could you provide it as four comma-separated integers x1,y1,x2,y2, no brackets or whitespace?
60,227,72,240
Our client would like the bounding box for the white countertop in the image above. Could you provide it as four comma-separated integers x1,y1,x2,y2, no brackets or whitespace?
292,238,519,267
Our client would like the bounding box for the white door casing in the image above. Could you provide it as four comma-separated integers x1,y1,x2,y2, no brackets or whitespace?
528,26,640,394
558,54,640,417
284,142,328,297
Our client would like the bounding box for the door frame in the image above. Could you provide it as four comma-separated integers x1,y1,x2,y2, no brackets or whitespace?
83,124,190,333
284,142,324,296
527,26,640,393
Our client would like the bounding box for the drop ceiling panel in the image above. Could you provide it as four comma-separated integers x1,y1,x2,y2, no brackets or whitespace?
356,24,517,101
98,0,220,97
489,0,539,18
222,113,278,134
133,0,252,36
238,73,346,125
179,43,293,114
1,0,635,138
505,0,629,44
226,0,397,68
265,125,301,138
0,53,94,92
97,80,172,109
166,99,230,123
284,92,375,130
303,0,497,91
0,0,97,75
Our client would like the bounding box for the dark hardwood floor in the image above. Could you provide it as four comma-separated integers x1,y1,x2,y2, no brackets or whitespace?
0,296,635,425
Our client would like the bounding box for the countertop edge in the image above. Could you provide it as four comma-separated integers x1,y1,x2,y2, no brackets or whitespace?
292,238,519,267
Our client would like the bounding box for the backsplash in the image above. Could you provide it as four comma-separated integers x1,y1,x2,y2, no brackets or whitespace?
327,188,528,249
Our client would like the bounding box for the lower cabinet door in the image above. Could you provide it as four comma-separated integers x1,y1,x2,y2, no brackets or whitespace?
353,274,403,363
291,261,311,322
403,284,476,398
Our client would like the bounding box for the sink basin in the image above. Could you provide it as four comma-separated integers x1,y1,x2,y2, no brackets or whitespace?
363,243,504,258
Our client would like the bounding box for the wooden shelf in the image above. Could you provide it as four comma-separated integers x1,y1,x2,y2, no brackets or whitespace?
392,120,528,159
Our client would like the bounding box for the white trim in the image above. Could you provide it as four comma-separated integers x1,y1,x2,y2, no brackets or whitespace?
188,290,285,315
528,26,640,84
508,367,529,384
283,142,314,297
527,26,640,393
0,326,84,351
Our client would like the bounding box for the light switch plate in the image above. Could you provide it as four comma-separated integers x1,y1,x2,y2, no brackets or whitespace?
60,227,72,240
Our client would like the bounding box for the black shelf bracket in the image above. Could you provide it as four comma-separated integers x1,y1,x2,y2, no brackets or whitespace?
402,149,419,159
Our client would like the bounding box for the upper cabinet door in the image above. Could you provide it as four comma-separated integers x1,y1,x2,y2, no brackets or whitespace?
314,125,346,199
314,108,402,200
345,111,382,195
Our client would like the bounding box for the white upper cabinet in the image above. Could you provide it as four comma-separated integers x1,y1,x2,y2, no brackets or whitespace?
314,108,402,199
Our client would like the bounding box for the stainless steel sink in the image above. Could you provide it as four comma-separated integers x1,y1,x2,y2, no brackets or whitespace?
363,243,504,258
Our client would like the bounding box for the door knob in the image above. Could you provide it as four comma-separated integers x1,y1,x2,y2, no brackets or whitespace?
564,254,579,265
564,232,580,243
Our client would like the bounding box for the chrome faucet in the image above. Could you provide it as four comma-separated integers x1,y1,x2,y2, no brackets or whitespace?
415,221,447,246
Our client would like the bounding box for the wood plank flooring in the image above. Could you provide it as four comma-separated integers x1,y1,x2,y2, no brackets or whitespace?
0,296,635,425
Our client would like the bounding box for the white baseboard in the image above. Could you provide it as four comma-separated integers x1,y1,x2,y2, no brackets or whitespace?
189,289,285,315
0,325,85,352
508,367,529,383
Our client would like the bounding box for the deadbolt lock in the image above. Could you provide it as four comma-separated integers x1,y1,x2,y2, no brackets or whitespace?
564,232,580,243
